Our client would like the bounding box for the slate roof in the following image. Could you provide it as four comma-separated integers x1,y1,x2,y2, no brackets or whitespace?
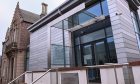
20,9,40,23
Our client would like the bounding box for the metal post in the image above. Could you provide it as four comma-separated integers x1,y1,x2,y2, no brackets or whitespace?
127,66,132,84
31,71,33,82
114,66,118,84
86,69,89,84
62,20,66,67
56,70,59,84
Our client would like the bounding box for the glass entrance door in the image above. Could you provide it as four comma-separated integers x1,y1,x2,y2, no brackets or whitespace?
82,44,94,66
82,40,107,66
82,40,106,83
94,41,107,65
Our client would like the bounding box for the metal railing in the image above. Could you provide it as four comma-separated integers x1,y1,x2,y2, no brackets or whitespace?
30,63,129,84
8,71,31,84
8,63,130,84
30,69,51,84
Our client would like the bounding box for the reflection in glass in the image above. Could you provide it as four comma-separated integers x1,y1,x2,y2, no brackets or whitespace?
73,14,79,26
102,0,109,16
88,69,101,83
53,21,63,29
106,27,113,37
51,45,70,65
78,2,102,24
86,2,102,17
107,37,117,63
78,12,93,24
83,45,93,65
94,41,106,65
75,46,82,66
81,29,105,44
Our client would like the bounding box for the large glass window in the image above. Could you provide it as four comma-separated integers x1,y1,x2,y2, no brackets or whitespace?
105,27,113,37
78,12,93,24
84,2,102,17
75,27,116,83
74,26,117,66
107,37,117,63
51,45,70,66
83,44,93,65
94,41,107,65
102,0,109,16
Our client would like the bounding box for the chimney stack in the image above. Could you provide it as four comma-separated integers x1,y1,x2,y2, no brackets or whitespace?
40,3,48,18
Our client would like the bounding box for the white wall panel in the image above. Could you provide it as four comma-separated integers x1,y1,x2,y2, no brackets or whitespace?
108,0,140,63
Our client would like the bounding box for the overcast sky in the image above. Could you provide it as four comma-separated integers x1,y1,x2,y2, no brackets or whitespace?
0,0,66,55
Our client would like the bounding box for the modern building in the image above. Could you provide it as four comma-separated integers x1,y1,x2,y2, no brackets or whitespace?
0,2,47,84
28,0,140,83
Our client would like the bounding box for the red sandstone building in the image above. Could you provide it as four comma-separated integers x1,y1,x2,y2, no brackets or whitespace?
0,2,47,84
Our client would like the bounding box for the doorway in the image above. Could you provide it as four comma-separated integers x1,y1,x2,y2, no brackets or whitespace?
82,40,107,66
81,40,107,82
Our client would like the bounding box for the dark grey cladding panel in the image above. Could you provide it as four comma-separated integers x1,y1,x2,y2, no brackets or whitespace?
127,0,140,10
133,0,140,6
127,0,140,5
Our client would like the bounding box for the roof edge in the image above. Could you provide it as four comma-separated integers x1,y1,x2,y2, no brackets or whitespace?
27,0,70,31
28,0,82,32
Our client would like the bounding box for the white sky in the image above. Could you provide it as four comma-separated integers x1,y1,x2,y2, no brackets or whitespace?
0,0,66,55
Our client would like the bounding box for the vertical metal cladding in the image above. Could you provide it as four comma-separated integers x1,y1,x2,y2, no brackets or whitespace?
29,26,48,71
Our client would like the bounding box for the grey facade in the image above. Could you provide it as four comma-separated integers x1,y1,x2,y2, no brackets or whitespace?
108,0,140,63
28,0,140,72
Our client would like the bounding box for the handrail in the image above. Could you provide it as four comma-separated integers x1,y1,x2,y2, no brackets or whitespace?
8,71,31,84
30,69,51,84
8,63,129,84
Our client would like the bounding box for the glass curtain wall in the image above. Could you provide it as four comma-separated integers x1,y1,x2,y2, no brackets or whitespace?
50,22,71,68
74,26,117,83
51,0,109,68
74,27,117,66
51,0,117,83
